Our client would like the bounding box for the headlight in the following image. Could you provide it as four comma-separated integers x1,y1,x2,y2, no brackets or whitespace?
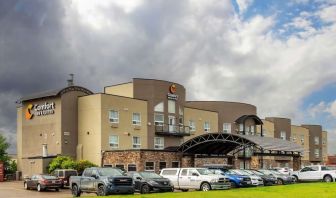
148,180,159,185
108,178,114,183
210,178,218,183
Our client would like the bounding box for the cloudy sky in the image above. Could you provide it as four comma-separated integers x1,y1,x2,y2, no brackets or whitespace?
0,0,336,154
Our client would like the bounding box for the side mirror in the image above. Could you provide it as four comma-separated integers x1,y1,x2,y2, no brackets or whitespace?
91,174,98,179
192,173,199,177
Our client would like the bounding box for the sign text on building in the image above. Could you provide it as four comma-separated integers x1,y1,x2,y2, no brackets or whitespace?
26,102,56,120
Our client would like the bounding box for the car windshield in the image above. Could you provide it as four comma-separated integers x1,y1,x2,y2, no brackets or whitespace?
258,170,273,175
42,175,57,180
269,170,282,175
242,170,254,175
231,170,247,175
223,169,235,174
196,169,213,175
98,168,123,176
139,172,162,179
251,170,264,176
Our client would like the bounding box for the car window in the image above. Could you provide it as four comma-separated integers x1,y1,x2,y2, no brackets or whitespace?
311,166,319,171
161,169,177,176
300,167,311,172
188,169,198,176
322,166,336,171
58,171,64,177
83,169,92,177
181,169,188,176
65,171,78,177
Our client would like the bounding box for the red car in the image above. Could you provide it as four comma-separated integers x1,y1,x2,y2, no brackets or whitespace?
24,174,63,192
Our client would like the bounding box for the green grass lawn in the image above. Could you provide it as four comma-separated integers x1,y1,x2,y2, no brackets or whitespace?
97,183,336,198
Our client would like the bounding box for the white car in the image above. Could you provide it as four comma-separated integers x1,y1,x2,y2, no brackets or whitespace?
231,169,264,186
160,168,230,191
271,167,291,175
291,165,336,182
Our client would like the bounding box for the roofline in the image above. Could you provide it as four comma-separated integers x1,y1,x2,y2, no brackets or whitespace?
103,81,133,92
186,101,256,108
133,78,185,88
184,106,219,113
78,92,148,102
265,117,291,120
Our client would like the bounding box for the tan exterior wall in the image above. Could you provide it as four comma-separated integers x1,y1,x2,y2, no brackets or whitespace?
322,131,328,164
100,94,148,151
21,158,54,177
258,120,275,138
21,98,62,158
16,107,23,172
104,83,134,98
78,94,102,165
302,125,322,162
265,117,291,140
183,107,218,142
291,125,309,161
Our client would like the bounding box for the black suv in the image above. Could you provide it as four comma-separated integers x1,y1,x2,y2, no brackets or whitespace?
127,171,174,194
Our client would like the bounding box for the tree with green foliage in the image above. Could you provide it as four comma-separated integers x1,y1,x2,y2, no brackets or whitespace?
75,160,98,174
48,156,97,174
0,134,15,175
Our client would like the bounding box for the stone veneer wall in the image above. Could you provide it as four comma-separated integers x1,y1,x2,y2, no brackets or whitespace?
194,158,228,167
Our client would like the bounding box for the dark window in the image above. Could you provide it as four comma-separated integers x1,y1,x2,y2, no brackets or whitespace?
83,169,92,177
116,164,125,171
159,162,166,170
172,161,180,168
58,171,64,177
145,162,155,171
128,164,137,172
181,169,188,176
103,164,113,167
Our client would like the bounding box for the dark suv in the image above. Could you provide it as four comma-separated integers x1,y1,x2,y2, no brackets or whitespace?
53,169,78,188
128,171,174,193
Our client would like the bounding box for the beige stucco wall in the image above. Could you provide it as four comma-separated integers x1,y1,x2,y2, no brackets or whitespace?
16,107,23,172
291,125,309,161
100,94,148,151
78,94,102,165
104,83,134,98
183,107,218,142
322,131,328,164
258,120,275,138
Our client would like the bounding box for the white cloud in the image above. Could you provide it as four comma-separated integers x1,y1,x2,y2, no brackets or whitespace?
236,0,254,14
318,5,336,23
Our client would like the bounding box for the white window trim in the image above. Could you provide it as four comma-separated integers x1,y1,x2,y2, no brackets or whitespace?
109,110,119,123
109,135,119,149
204,121,210,133
132,136,141,149
145,161,155,171
154,113,164,126
223,123,231,133
154,137,164,150
127,163,137,172
132,112,141,126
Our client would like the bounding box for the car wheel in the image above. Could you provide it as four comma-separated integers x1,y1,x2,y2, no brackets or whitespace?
181,189,189,192
37,184,42,192
24,182,28,190
140,184,150,194
324,175,332,182
277,179,284,185
72,185,81,197
200,182,211,191
293,176,298,183
97,185,107,196
230,181,237,188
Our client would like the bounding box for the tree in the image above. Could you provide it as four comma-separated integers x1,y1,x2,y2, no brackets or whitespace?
75,160,98,174
0,134,12,174
48,156,97,174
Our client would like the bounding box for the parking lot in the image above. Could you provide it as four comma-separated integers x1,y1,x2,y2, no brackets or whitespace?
0,181,73,198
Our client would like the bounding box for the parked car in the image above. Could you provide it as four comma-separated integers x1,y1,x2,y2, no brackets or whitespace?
24,174,62,192
258,169,294,185
160,168,230,191
244,170,277,186
127,171,174,193
52,169,78,188
270,167,291,175
207,168,252,188
230,169,264,186
69,167,134,197
291,165,336,182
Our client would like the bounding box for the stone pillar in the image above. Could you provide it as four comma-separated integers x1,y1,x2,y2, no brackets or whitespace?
251,156,260,169
181,155,195,167
293,156,301,171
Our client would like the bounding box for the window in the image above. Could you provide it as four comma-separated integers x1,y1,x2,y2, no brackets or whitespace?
109,135,119,148
179,117,183,126
223,123,231,133
168,100,175,113
145,162,155,171
128,164,137,172
181,169,188,176
159,162,166,170
314,136,319,145
280,131,286,140
154,113,164,126
179,106,183,115
239,124,244,132
250,126,255,135
132,113,141,125
109,110,119,123
132,136,141,149
204,121,210,133
301,135,305,143
161,169,177,176
154,102,164,112
315,149,320,158
323,139,326,145
103,164,113,167
154,137,164,149
189,120,196,131
115,164,125,171
292,134,297,141
172,161,180,168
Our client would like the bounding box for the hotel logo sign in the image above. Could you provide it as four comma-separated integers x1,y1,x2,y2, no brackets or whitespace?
167,84,178,100
25,102,56,120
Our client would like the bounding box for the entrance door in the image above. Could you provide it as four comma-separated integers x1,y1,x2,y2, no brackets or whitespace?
168,116,175,132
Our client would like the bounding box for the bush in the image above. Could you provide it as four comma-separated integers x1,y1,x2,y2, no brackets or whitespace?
48,156,97,174
75,160,98,174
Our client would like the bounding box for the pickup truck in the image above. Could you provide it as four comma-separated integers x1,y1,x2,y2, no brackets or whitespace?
69,167,134,197
291,165,336,182
160,168,230,191
207,168,252,188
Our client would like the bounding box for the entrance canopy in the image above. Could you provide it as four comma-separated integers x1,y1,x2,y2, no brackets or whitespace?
176,133,303,156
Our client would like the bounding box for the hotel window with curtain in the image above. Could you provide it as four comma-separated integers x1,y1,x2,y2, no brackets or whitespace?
204,121,210,133
132,113,141,125
132,136,141,149
314,136,319,145
189,120,196,132
154,113,164,126
109,135,119,149
109,110,119,123
154,137,164,149
223,123,231,133
168,100,175,114
280,131,286,140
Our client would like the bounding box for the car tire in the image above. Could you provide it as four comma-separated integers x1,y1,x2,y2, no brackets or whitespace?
200,182,211,191
140,184,150,194
37,184,42,192
277,179,284,185
97,185,107,196
24,182,28,190
324,175,332,182
181,189,189,192
230,181,237,188
293,176,298,183
71,185,81,197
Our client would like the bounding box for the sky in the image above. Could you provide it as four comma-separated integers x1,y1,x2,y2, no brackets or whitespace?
0,0,335,155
